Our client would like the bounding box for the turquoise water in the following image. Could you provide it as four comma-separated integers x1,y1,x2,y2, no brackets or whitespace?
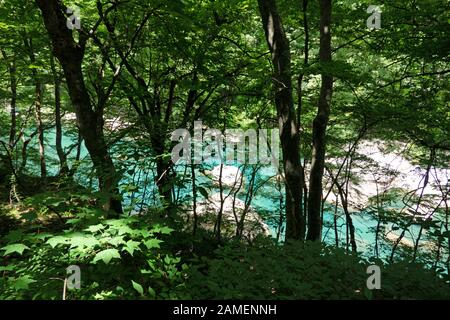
18,130,438,261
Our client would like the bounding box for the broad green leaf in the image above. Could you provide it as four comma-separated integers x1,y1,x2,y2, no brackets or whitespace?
152,225,173,235
139,229,152,238
12,275,36,290
85,224,106,233
1,244,30,256
31,233,52,242
115,225,134,236
68,234,100,249
46,236,69,248
144,239,162,249
148,286,156,298
108,236,126,246
92,249,121,264
164,255,171,265
123,240,141,256
131,280,144,295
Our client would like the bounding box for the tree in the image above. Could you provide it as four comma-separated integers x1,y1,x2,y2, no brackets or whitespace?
35,0,122,215
258,0,304,240
306,0,333,241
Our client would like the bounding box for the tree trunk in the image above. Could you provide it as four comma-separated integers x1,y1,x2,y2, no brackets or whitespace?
50,54,69,175
34,79,47,179
306,0,333,241
35,0,122,215
23,36,47,179
297,0,310,236
258,0,304,240
4,52,17,147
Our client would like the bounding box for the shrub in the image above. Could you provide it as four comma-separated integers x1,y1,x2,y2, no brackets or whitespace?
186,239,450,299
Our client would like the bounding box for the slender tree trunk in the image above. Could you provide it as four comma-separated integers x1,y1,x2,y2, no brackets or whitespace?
333,194,339,247
445,203,450,276
212,163,225,242
50,54,69,175
34,80,46,178
155,155,173,210
36,0,122,215
68,132,82,177
374,180,382,258
307,0,333,241
327,167,357,252
258,0,304,240
151,118,174,214
296,0,309,235
1,50,19,203
191,161,198,235
390,148,434,261
337,180,357,252
4,52,17,148
412,149,437,262
23,36,47,179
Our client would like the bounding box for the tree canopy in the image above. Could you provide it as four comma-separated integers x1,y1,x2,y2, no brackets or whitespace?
0,0,449,301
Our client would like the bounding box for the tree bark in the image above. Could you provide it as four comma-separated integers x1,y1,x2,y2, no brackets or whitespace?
35,0,122,215
306,0,333,241
2,51,17,148
50,54,69,175
9,60,17,148
34,79,47,179
23,36,47,179
258,0,304,240
297,0,310,234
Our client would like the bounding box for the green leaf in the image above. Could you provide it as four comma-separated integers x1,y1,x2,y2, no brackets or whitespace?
32,233,52,242
197,186,209,199
148,286,156,298
85,224,106,233
108,236,126,247
12,275,36,290
132,280,144,295
159,226,173,235
92,249,121,264
1,244,30,256
115,225,134,236
152,224,173,235
138,229,152,238
68,233,101,249
0,265,15,272
27,64,41,69
123,240,141,256
144,239,162,249
46,235,69,248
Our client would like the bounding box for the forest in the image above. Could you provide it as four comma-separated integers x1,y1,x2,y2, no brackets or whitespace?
0,0,449,300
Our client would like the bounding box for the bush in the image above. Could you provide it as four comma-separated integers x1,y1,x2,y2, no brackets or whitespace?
186,239,450,300
0,200,188,300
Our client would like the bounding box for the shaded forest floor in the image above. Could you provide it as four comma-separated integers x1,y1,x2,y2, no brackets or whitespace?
1,174,450,300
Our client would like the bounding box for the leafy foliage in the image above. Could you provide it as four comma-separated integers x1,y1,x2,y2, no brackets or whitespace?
0,196,188,300
186,240,450,299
